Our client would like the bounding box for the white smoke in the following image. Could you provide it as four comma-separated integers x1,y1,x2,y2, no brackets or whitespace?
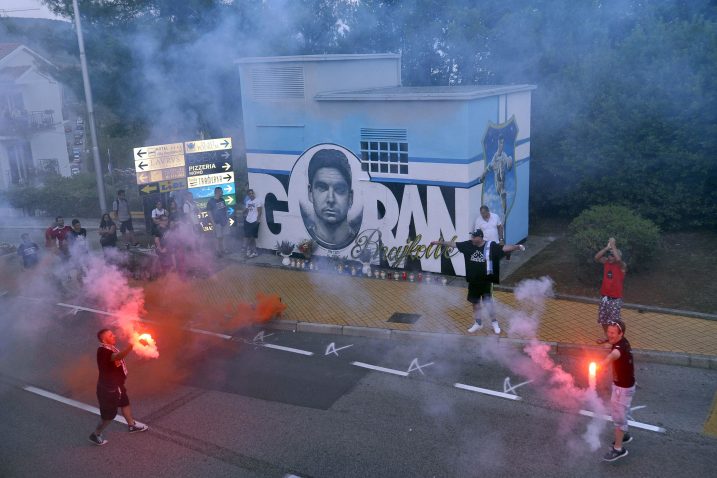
482,277,608,451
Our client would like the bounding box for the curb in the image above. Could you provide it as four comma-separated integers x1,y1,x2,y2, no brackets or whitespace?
265,319,717,370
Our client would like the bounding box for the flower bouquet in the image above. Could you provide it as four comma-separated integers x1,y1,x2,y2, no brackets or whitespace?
275,240,295,266
357,247,374,275
297,238,315,259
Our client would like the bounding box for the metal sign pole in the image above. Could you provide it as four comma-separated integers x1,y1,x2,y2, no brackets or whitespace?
72,0,107,213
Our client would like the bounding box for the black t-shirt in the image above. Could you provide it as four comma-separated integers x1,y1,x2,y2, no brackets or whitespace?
206,197,228,225
456,240,504,284
97,346,126,387
68,228,87,241
611,337,635,388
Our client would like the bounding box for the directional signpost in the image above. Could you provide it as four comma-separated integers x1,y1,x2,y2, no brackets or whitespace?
136,166,186,185
132,137,235,233
187,171,235,189
184,137,235,232
186,150,233,176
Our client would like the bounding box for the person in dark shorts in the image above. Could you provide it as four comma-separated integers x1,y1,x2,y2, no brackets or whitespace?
431,229,525,335
243,189,263,258
595,237,627,344
89,329,148,446
206,187,229,257
600,319,635,462
112,190,138,247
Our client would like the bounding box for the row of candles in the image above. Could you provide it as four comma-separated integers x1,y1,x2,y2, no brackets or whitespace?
284,258,449,284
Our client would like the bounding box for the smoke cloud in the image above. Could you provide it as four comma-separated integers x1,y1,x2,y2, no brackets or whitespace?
480,277,607,451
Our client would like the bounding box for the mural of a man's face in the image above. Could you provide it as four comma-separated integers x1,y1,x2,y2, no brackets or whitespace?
497,137,505,153
309,167,353,225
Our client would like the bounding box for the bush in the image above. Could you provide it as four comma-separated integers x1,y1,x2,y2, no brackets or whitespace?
568,205,660,273
3,173,103,218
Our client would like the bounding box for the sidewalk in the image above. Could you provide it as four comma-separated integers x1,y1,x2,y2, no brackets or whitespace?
1,239,715,366
136,251,717,367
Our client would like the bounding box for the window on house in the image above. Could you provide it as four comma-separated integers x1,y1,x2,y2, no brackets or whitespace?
360,128,408,175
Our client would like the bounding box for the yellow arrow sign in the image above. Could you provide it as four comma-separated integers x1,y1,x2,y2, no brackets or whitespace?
133,142,184,161
225,195,235,205
139,183,159,195
159,178,187,193
184,137,232,154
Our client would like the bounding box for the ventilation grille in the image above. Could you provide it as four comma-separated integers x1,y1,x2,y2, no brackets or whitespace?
360,128,407,141
250,66,305,101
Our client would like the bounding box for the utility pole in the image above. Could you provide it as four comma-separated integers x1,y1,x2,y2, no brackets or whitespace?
71,0,107,212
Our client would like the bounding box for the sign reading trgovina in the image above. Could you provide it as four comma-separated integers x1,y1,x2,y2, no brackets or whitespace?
133,138,234,226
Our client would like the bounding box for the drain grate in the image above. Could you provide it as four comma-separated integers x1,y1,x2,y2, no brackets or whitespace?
387,312,422,324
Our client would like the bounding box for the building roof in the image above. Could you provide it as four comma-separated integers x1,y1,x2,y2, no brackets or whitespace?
0,43,22,61
236,53,401,64
0,65,31,83
314,84,537,101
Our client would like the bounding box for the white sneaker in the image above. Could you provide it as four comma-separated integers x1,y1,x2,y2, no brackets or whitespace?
491,321,501,334
467,322,483,333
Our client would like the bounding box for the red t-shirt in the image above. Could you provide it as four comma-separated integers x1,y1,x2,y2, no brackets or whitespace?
600,262,625,298
46,225,72,249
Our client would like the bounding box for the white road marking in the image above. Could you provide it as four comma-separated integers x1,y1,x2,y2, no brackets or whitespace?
503,377,533,395
258,343,314,356
252,330,274,343
187,328,233,340
407,358,434,375
56,302,230,339
578,409,666,433
57,302,117,317
24,386,147,427
454,382,522,401
351,361,409,377
325,342,354,356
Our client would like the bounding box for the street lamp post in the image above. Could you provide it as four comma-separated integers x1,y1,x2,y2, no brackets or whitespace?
71,0,107,213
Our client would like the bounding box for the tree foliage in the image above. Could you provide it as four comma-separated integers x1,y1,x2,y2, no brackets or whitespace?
16,0,716,228
2,174,101,218
568,205,660,275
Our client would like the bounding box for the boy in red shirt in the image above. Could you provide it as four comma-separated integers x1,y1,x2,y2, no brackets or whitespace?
594,238,627,344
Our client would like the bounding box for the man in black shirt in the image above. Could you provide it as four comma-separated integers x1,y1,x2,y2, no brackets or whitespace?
68,218,88,255
89,328,148,446
431,229,525,335
600,319,635,462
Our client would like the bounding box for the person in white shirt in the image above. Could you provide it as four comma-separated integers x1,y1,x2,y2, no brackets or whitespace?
151,200,167,225
474,205,504,244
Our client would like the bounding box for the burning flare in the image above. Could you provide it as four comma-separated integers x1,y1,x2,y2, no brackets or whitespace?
588,361,597,390
132,332,159,359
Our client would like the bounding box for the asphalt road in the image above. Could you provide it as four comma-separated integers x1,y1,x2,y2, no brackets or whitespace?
0,294,715,477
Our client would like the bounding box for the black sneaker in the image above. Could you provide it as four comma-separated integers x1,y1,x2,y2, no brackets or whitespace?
88,433,108,446
128,423,148,433
602,447,628,462
612,433,633,446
